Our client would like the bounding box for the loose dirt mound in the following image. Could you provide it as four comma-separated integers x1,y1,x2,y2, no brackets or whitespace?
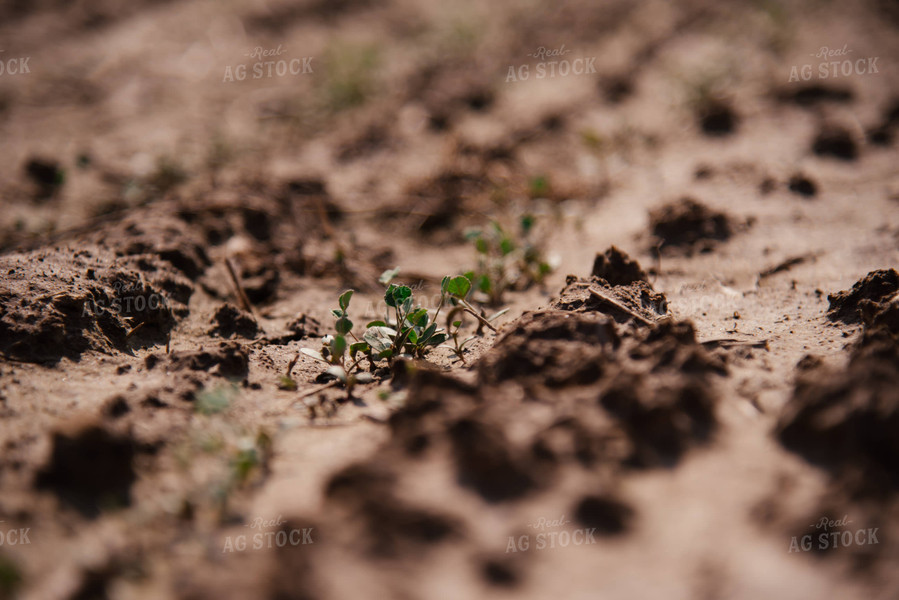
778,271,899,497
0,245,186,363
590,246,649,286
648,197,735,254
35,425,139,519
827,269,899,324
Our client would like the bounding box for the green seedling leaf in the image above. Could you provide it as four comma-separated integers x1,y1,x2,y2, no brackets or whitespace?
336,317,353,335
401,296,413,314
349,341,370,359
300,348,326,363
521,214,535,234
379,267,400,285
427,333,447,346
441,276,451,294
364,326,395,354
367,320,388,328
408,308,429,326
446,276,471,298
384,284,396,307
278,376,297,391
530,175,549,197
499,237,515,256
195,385,234,415
419,322,438,344
338,289,354,311
331,334,347,357
392,285,412,306
331,309,344,318
407,328,419,344
475,238,489,254
452,320,463,328
478,273,491,293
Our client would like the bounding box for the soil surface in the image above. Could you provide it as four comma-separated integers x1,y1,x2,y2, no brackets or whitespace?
1,0,898,599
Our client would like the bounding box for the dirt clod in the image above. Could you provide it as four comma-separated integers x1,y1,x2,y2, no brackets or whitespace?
649,198,734,254
591,246,649,286
827,269,899,323
209,303,258,339
788,174,817,197
35,425,137,518
813,125,858,161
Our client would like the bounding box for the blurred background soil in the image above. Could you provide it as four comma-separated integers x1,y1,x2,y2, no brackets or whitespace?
0,0,898,598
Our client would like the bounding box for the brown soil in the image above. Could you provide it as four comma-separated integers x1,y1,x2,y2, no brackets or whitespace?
1,0,898,599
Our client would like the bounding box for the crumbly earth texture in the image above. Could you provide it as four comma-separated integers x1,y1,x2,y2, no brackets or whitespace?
1,0,898,599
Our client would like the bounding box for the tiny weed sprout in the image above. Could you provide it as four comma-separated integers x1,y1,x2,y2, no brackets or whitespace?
464,215,554,305
529,174,551,199
229,431,271,487
301,289,372,396
445,308,477,363
195,384,238,415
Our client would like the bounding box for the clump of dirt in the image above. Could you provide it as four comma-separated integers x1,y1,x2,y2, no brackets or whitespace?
0,246,185,363
35,425,138,518
648,197,734,254
24,157,65,200
263,314,321,345
152,342,250,380
788,174,818,198
601,363,717,467
827,269,899,323
696,99,738,136
601,74,635,104
573,494,635,535
324,463,461,556
812,124,859,161
591,246,649,286
403,170,488,235
96,211,211,280
775,84,853,107
866,98,899,146
478,310,618,387
778,272,899,497
552,274,669,325
449,417,542,502
209,303,258,339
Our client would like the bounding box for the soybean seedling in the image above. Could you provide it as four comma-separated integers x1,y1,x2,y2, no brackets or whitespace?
444,307,477,364
439,275,508,333
464,215,553,306
301,289,372,396
363,269,448,360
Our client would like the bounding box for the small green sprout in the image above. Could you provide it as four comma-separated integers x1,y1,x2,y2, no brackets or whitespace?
364,268,449,359
529,174,551,199
464,215,554,305
301,270,507,393
195,384,237,415
229,431,271,486
301,289,373,397
445,309,477,363
0,554,22,598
